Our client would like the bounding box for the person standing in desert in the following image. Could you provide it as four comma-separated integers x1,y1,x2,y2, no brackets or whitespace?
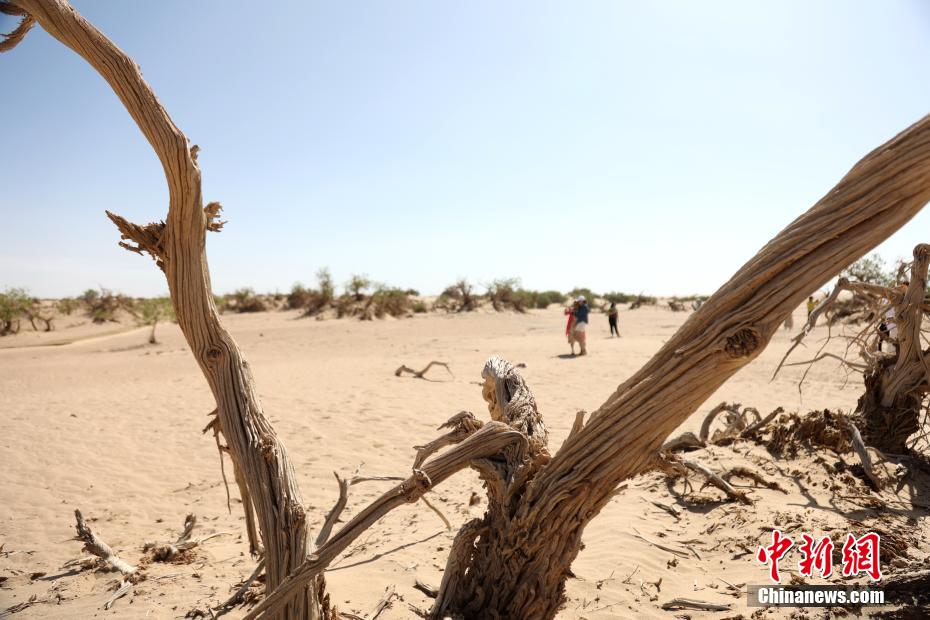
607,301,620,337
573,295,590,355
564,299,578,355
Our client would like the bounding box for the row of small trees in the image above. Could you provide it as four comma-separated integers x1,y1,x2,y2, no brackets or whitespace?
1,277,699,335
0,286,174,341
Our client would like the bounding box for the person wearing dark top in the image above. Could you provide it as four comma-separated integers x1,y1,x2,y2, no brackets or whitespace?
573,296,589,355
607,302,619,337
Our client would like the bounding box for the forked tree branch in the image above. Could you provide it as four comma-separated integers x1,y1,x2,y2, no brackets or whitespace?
243,422,528,619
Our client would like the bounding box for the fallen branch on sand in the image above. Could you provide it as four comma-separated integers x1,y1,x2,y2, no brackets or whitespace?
661,598,731,611
722,466,788,493
72,509,137,576
658,455,752,504
212,558,266,617
844,419,883,490
395,361,453,379
103,580,132,610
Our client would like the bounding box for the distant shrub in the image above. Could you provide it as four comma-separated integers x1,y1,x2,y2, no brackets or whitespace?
629,294,657,310
368,286,411,318
287,283,313,310
532,290,565,309
602,291,637,304
436,279,477,312
82,288,134,323
213,295,229,313
841,253,896,287
316,268,335,304
289,269,338,317
0,287,31,336
56,297,79,315
671,294,709,303
485,278,529,313
228,288,266,313
346,274,371,301
412,301,428,313
568,287,597,303
135,297,175,343
404,288,420,297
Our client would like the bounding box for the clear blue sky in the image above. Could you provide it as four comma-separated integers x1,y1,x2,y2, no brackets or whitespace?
2,1,929,298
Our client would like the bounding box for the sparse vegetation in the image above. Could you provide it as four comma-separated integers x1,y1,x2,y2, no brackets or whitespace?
435,279,478,312
135,297,175,344
226,288,266,313
82,288,134,323
601,291,636,304
56,297,79,315
368,286,411,319
567,287,596,303
0,287,31,336
485,278,531,312
346,274,371,302
841,253,897,287
629,293,658,309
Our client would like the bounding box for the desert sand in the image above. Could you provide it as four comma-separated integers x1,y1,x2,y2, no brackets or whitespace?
1,304,925,618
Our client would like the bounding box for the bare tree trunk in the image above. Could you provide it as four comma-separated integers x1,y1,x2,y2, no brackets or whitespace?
859,244,929,452
3,2,326,618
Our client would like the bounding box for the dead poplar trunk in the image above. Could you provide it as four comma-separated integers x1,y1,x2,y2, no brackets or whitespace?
858,244,929,452
2,2,327,618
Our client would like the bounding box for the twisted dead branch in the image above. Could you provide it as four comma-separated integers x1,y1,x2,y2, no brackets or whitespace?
777,244,930,452
394,361,453,380
72,509,136,576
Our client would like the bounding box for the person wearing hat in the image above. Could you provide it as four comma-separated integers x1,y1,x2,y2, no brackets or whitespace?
573,295,590,355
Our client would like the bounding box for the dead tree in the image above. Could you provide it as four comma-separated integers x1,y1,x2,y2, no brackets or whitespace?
2,2,327,618
8,2,930,618
777,244,929,452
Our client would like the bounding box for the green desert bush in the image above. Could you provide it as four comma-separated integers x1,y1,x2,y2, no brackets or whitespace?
435,279,477,312
0,287,31,335
532,290,565,308
56,297,79,315
136,297,175,343
368,286,411,318
82,288,134,323
287,283,313,310
841,253,896,287
602,291,637,304
568,287,597,303
412,300,428,313
346,274,371,301
485,278,529,312
629,294,657,309
228,288,266,313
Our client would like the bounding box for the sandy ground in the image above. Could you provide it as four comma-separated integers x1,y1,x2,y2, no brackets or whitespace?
1,304,926,619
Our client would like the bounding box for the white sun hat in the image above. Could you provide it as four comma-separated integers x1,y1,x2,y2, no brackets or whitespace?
575,295,585,302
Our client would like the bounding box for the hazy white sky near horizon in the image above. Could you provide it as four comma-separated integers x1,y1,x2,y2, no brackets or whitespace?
2,1,930,298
